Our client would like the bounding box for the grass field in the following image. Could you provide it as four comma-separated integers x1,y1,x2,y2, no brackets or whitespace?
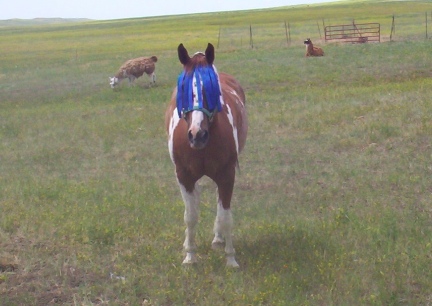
1,1,432,305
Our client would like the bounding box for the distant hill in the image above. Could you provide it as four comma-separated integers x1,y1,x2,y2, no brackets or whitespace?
0,18,92,27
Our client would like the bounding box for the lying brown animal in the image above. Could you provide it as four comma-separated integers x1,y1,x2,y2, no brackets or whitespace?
109,55,158,88
304,38,324,57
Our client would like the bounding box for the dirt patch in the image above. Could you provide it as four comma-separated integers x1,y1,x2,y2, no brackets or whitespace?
0,234,104,305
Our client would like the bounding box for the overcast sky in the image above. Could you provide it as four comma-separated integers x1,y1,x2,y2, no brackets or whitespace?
1,0,338,20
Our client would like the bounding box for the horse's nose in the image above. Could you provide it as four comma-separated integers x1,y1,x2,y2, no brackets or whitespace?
188,129,209,148
188,130,193,142
198,130,209,143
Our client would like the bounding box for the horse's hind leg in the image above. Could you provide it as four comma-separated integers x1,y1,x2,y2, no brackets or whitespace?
179,181,201,264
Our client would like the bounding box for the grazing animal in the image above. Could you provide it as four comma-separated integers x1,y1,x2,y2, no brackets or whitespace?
165,43,248,268
109,55,157,88
304,38,324,57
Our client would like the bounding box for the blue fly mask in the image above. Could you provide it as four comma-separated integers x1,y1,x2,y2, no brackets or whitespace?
176,65,222,119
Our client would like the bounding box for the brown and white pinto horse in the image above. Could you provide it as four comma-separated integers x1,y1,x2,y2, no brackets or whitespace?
165,43,248,268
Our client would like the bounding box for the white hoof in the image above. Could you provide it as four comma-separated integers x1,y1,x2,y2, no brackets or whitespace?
182,252,198,265
226,256,239,268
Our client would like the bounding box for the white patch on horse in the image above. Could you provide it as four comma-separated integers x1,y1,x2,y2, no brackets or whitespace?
179,181,201,264
229,89,244,106
219,94,226,106
225,104,239,154
168,107,181,162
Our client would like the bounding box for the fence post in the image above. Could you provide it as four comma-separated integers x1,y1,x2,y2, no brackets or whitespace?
390,15,395,41
288,22,291,45
249,24,254,48
322,19,326,41
379,23,381,43
284,21,290,46
317,21,322,39
217,26,221,48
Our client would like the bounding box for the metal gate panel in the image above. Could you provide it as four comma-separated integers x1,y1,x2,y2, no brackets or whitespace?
325,22,380,43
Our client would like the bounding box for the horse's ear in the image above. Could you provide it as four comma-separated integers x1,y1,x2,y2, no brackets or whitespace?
178,43,190,65
205,43,215,65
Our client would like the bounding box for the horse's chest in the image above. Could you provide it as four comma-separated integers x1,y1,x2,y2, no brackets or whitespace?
172,133,235,176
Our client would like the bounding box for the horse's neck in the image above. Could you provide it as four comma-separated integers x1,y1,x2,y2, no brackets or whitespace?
307,44,314,52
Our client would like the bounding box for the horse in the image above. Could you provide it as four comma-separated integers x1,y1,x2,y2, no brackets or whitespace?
165,43,248,268
304,38,324,57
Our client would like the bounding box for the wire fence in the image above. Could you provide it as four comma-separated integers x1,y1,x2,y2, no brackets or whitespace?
216,11,432,50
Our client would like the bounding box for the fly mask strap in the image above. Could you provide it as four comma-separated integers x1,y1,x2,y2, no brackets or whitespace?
183,107,216,121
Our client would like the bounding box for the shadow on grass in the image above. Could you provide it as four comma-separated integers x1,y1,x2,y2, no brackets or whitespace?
236,224,337,279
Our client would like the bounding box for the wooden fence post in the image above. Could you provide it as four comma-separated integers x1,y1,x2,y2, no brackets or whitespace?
322,19,326,41
249,24,254,48
284,21,291,46
390,15,395,41
217,26,221,48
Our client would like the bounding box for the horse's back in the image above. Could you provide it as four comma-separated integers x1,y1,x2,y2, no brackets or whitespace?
219,72,245,102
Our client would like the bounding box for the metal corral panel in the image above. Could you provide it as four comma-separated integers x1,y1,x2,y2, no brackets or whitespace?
325,22,380,43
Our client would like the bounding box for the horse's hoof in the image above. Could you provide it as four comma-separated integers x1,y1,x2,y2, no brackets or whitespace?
226,256,240,268
182,253,198,265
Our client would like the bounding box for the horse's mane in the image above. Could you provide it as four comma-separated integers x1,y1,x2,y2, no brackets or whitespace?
176,65,222,118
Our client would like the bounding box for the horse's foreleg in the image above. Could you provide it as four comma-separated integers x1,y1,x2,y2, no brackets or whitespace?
179,182,200,264
213,172,239,268
213,202,239,268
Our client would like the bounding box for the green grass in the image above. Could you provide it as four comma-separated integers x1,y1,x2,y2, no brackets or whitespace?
1,1,432,305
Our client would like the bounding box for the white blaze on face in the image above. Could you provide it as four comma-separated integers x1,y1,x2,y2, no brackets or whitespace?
189,73,205,135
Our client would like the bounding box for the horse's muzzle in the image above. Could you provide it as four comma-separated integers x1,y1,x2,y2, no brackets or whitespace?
188,129,209,149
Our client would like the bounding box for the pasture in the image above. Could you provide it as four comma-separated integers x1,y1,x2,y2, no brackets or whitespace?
1,1,432,305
